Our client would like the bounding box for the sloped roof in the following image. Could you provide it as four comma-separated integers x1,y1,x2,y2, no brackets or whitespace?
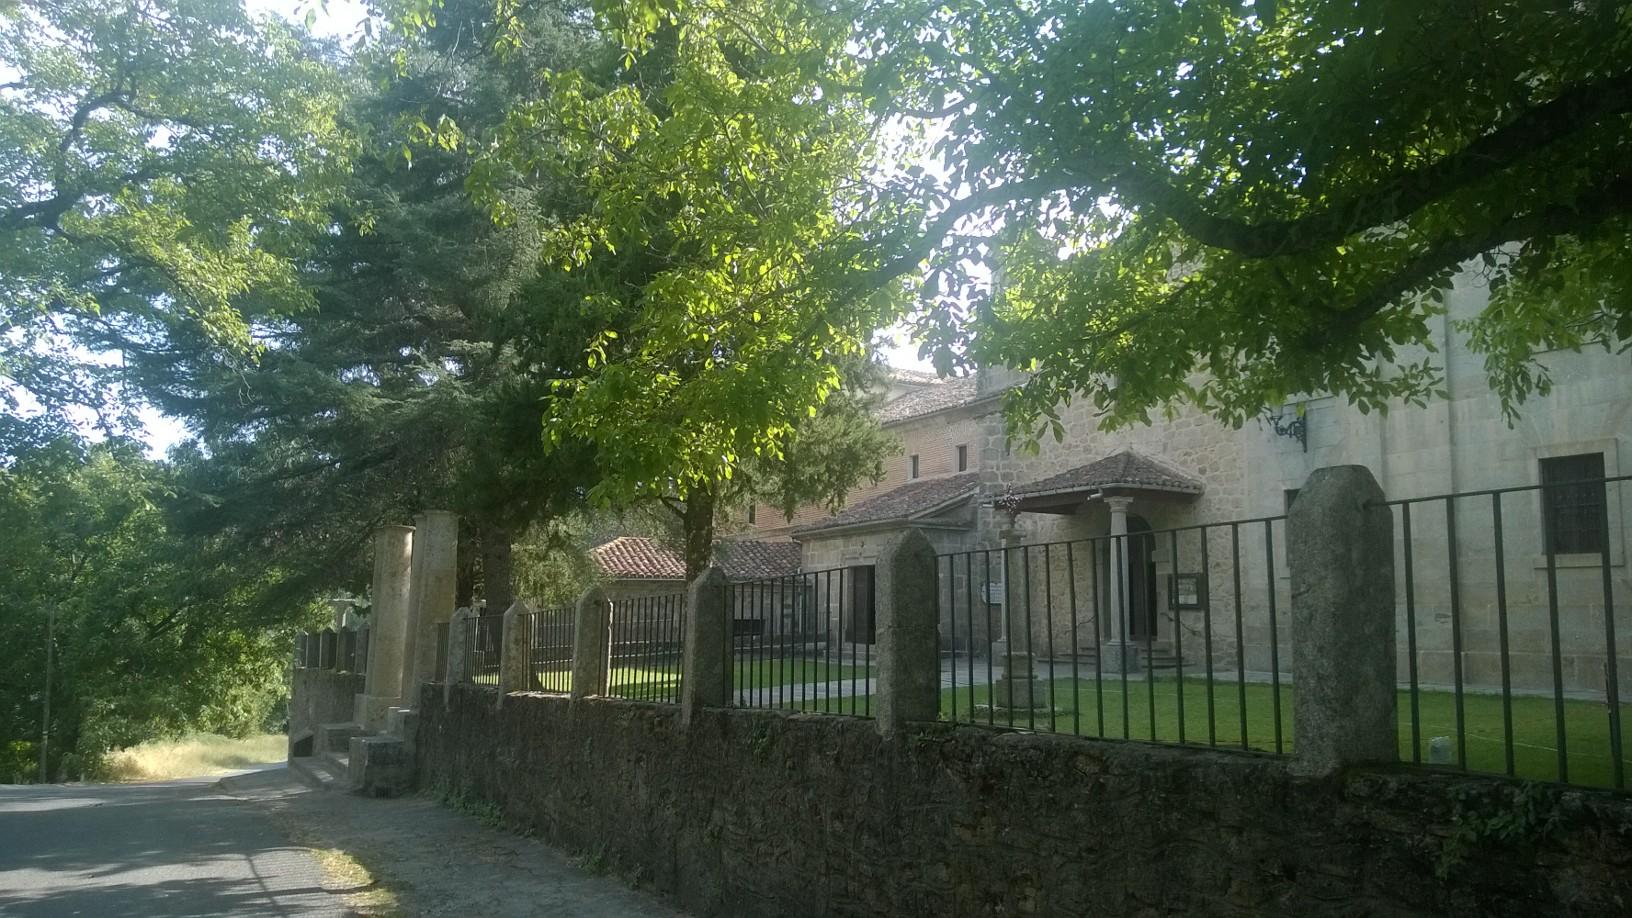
591,536,802,582
794,472,980,536
888,367,941,386
1010,449,1204,499
877,375,981,424
714,539,804,580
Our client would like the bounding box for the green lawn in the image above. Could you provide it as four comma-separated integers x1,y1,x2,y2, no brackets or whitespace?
938,676,1631,790
502,658,874,701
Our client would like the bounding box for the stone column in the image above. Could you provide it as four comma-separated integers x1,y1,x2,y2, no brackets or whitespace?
402,510,459,711
992,526,1048,712
1102,495,1140,675
443,607,475,707
570,586,611,700
1289,465,1396,776
681,566,731,726
357,525,414,730
875,528,940,736
498,599,532,702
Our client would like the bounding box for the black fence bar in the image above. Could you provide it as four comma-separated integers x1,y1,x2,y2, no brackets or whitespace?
936,517,1290,755
606,593,686,704
728,566,874,716
1388,473,1630,791
467,614,501,685
520,606,574,694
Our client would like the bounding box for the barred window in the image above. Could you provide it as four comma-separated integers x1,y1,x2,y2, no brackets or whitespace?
957,444,969,472
1540,453,1608,555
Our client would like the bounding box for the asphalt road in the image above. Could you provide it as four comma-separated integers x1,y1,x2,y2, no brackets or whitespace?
0,773,345,917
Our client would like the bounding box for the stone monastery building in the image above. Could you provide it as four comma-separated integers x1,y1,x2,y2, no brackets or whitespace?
729,268,1632,701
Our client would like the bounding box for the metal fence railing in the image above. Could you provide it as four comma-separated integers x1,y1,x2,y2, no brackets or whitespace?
469,613,502,685
608,593,687,704
293,626,368,674
727,568,876,716
1390,474,1629,791
521,605,574,693
937,517,1291,753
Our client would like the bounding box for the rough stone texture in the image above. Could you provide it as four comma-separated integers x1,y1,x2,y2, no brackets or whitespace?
287,668,365,759
874,529,941,734
571,587,611,699
499,599,532,700
1290,465,1398,776
681,566,731,726
420,686,1632,917
349,734,414,798
357,524,414,730
403,509,460,709
314,722,361,757
444,607,475,705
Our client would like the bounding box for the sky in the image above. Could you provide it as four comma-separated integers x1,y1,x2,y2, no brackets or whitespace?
112,0,931,457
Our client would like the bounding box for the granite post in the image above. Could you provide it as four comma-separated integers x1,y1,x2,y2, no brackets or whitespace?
875,528,940,736
681,566,731,726
498,599,532,702
571,587,611,700
443,607,475,707
402,510,459,709
1289,465,1397,776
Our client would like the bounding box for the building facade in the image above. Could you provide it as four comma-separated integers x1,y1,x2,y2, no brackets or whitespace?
737,267,1631,699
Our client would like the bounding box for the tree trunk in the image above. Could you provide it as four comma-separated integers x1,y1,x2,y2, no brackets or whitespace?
681,483,717,583
481,523,515,614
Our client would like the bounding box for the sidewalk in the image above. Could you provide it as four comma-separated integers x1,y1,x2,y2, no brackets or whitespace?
221,767,682,918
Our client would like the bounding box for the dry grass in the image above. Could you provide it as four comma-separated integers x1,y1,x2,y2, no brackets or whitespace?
100,733,288,783
310,847,404,917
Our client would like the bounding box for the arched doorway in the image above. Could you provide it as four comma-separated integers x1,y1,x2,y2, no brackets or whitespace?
1102,515,1159,641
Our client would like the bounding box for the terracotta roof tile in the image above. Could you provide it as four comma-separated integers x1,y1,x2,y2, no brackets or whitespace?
590,536,802,581
793,472,980,535
1010,449,1203,498
877,375,980,424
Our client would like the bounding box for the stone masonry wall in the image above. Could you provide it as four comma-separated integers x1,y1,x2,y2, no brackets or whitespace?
419,684,1632,917
288,667,365,756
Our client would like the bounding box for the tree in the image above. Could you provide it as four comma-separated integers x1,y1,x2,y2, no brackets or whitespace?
0,0,354,443
860,0,1632,439
470,0,907,575
102,0,607,612
545,0,1632,444
0,437,306,780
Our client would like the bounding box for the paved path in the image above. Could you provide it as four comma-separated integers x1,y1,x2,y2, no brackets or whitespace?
224,767,682,918
0,774,345,917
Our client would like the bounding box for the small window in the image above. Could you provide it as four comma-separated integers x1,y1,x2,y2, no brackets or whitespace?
957,444,968,472
1284,489,1300,512
747,505,756,524
910,455,920,479
1541,453,1608,555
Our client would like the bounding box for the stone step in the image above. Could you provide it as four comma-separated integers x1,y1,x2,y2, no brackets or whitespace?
314,722,363,757
289,754,348,791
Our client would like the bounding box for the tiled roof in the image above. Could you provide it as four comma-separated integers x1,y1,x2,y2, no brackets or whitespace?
1010,449,1204,497
714,539,803,580
590,536,802,581
794,472,980,535
877,375,981,424
591,536,686,580
888,367,941,385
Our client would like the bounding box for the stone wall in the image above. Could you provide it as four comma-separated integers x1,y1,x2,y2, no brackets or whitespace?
419,684,1632,917
288,667,365,756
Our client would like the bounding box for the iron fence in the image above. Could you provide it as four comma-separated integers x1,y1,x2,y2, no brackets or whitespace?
469,614,502,685
936,516,1292,753
727,568,876,716
608,593,687,704
1389,474,1629,790
522,605,575,694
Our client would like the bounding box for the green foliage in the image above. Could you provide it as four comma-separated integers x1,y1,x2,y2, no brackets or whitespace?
1436,782,1566,880
0,0,354,438
0,438,301,780
861,0,1632,438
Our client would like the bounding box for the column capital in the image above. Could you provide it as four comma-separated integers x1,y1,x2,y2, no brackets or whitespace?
1102,494,1135,514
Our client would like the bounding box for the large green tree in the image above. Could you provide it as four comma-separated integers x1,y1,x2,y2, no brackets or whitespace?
0,437,306,781
0,0,353,446
469,0,906,575
869,0,1632,438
